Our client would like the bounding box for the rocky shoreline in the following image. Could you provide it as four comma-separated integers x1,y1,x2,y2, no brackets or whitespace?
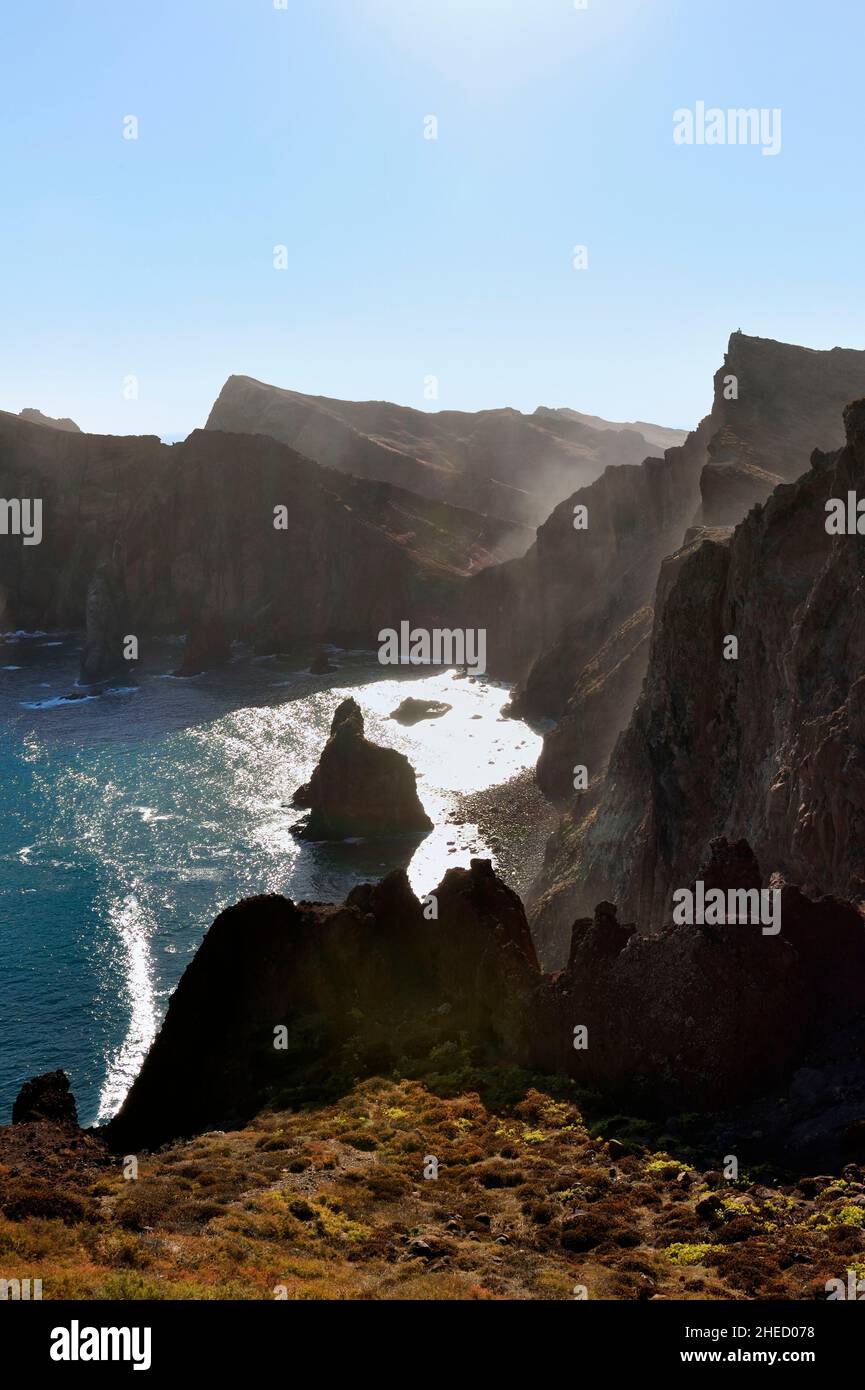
450,770,557,899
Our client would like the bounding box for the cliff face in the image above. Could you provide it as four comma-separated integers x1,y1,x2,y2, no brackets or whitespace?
0,412,526,674
107,850,865,1151
205,376,683,529
469,334,865,805
533,605,654,800
694,336,865,484
544,399,865,941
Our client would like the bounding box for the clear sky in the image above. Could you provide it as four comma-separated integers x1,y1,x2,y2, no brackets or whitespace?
1,0,862,437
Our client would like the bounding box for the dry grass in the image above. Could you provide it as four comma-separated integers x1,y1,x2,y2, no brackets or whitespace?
1,1079,862,1300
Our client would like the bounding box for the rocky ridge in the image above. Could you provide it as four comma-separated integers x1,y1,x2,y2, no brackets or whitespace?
17,408,81,432
104,845,865,1154
205,376,685,528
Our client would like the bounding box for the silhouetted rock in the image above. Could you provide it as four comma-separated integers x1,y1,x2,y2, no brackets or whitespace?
173,612,230,676
389,696,452,725
106,860,538,1149
105,847,865,1149
308,646,335,674
293,698,433,839
12,1071,78,1127
696,837,762,896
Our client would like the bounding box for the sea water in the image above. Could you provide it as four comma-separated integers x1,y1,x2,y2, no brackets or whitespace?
0,635,542,1125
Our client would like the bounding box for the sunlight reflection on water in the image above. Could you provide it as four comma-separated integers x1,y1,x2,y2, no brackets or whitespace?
1,646,542,1123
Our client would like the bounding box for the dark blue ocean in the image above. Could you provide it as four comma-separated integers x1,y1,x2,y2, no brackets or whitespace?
0,635,540,1126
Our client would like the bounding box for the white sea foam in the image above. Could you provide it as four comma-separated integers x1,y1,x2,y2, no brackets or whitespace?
96,892,159,1124
21,694,98,709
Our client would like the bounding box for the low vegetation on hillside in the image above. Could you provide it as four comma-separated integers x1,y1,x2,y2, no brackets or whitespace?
2,1074,863,1300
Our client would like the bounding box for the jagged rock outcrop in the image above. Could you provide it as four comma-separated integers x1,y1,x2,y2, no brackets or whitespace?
533,857,865,1109
12,1070,78,1127
106,859,538,1148
79,556,134,685
550,398,865,936
0,411,523,652
696,836,762,895
206,378,683,529
105,850,865,1150
18,408,80,432
293,698,433,839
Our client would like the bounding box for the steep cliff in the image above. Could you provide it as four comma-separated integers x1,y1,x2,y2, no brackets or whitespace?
0,411,527,675
205,376,684,529
469,334,865,806
541,398,865,947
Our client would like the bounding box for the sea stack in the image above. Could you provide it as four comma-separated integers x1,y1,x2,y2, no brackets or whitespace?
173,611,231,677
293,697,433,839
79,557,134,686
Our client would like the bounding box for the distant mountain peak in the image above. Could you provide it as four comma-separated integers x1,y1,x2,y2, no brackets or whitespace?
18,408,80,432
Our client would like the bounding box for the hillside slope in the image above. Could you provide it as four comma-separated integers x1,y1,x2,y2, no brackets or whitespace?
205,377,685,529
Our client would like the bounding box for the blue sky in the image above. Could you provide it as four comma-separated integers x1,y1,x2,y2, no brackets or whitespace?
1,0,862,436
